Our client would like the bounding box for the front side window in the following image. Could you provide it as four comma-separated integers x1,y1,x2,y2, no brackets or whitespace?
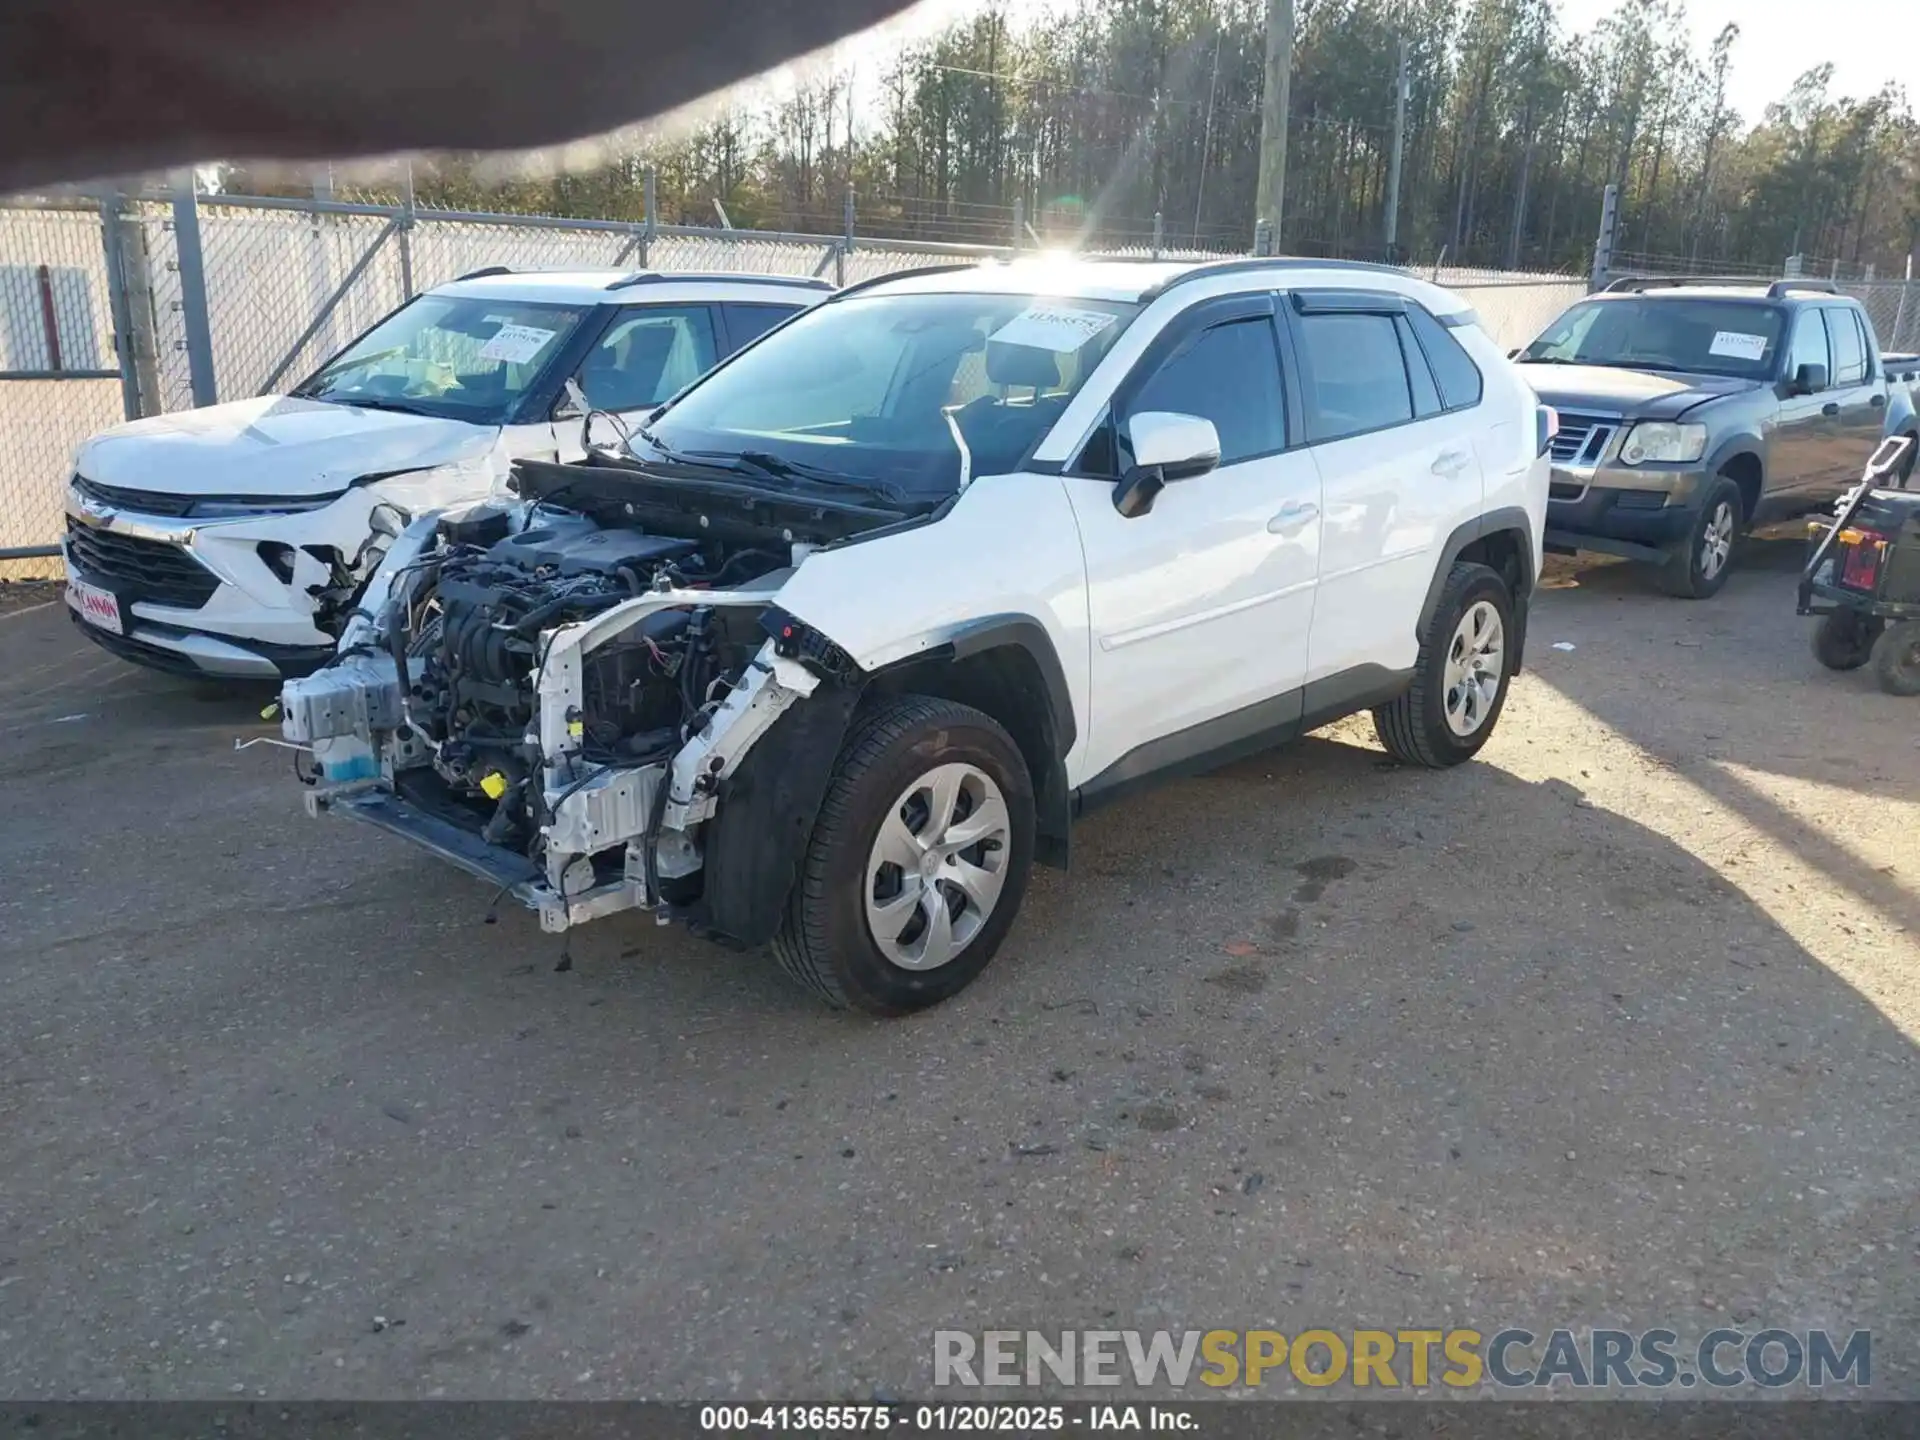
1823,307,1867,385
577,306,717,414
1298,312,1415,441
293,295,586,421
1786,310,1830,384
647,291,1139,496
1520,297,1785,380
1123,318,1287,465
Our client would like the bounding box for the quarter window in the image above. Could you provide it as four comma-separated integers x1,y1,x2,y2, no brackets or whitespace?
1297,312,1415,441
1406,305,1484,409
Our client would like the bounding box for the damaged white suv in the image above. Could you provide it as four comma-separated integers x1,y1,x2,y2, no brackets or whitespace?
281,257,1551,1014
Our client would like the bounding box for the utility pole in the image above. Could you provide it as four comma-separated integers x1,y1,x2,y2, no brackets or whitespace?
1384,37,1409,261
1254,0,1294,255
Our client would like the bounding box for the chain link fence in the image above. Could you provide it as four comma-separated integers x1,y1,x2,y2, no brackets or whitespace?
0,202,125,579
18,183,1856,586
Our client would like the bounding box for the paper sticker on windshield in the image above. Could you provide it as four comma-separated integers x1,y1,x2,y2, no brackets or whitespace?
479,324,558,365
1709,330,1769,362
989,306,1117,353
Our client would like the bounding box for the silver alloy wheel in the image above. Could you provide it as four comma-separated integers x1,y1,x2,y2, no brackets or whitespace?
1699,500,1735,580
1442,600,1505,737
864,762,1011,971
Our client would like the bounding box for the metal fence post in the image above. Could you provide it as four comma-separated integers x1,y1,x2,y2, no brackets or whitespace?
1152,212,1164,260
1253,218,1274,257
169,168,219,406
1589,183,1618,292
839,186,855,286
1012,197,1025,253
643,167,657,267
398,160,417,298
98,192,142,421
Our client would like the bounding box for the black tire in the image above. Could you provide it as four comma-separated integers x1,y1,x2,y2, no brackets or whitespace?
1811,611,1883,671
771,695,1035,1015
1870,620,1920,697
1371,561,1515,768
1657,475,1743,599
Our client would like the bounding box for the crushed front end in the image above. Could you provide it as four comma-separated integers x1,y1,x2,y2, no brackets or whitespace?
278,455,884,937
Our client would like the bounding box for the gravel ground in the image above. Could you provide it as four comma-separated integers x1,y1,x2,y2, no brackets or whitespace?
1,538,1915,1402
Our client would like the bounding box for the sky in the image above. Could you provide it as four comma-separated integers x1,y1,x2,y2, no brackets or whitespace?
795,0,1910,131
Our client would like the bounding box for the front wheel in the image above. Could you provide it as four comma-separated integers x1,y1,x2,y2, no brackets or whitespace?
1870,621,1920,697
1812,611,1883,671
1372,561,1515,768
1659,476,1743,599
772,695,1035,1015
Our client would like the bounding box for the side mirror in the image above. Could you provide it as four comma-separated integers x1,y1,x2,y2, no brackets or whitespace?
1791,362,1828,397
1113,411,1222,518
553,377,588,421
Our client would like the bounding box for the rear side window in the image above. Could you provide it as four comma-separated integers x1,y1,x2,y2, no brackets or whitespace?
1406,306,1484,409
722,303,800,350
1824,308,1867,385
1125,317,1287,465
1297,312,1414,441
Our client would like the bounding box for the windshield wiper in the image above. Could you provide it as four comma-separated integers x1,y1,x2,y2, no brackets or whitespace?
720,449,903,502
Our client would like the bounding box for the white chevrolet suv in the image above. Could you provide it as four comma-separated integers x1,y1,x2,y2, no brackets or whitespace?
62,268,830,680
281,256,1552,1014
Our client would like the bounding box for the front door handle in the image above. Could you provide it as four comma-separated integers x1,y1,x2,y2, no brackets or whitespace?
1431,449,1472,477
1870,393,1887,408
1823,403,1841,417
1267,501,1320,534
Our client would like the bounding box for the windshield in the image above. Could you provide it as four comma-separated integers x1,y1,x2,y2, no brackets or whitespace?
643,291,1139,496
292,295,587,421
1521,297,1786,380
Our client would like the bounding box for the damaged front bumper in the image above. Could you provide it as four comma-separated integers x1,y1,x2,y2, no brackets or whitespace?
282,564,829,934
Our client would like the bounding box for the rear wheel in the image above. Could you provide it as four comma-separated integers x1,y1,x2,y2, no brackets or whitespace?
1658,476,1742,599
1870,620,1920,696
772,695,1035,1015
1372,561,1515,768
1811,611,1883,671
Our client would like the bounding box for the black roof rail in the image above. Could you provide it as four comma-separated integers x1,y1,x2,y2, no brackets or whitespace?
453,265,514,281
603,270,836,292
826,263,986,300
1141,255,1418,300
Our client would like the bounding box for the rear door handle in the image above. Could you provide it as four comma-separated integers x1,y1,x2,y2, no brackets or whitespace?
1267,501,1320,534
1431,449,1471,477
1870,393,1887,408
1822,403,1841,417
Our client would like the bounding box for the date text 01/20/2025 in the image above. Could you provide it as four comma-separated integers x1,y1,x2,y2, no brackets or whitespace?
698,1405,1195,1431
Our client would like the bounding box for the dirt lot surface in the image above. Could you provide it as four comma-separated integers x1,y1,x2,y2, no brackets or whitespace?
2,537,1916,1402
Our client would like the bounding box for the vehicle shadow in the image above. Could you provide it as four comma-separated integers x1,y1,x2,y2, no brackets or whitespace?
1527,534,1920,943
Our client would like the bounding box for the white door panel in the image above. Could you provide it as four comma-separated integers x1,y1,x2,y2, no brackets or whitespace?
1307,412,1485,681
1068,451,1322,781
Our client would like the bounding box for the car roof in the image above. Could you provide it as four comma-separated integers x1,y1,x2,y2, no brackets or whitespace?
844,255,1471,312
429,269,833,306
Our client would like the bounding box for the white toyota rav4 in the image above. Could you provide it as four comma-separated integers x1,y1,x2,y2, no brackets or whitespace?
62,268,830,680
281,256,1552,1014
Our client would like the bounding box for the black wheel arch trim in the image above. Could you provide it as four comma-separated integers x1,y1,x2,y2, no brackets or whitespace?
1417,507,1537,632
1704,435,1766,492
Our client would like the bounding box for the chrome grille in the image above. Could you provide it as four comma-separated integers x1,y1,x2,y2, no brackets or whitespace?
64,520,219,609
72,475,198,519
1547,411,1620,467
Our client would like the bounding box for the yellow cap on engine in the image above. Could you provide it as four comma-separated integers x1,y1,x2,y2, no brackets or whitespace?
479,771,509,800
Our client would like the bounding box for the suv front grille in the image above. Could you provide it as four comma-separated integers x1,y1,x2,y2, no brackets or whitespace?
72,475,198,518
1548,412,1620,467
65,520,220,609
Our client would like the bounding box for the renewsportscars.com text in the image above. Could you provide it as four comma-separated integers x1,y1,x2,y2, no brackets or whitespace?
933,1327,1871,1391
